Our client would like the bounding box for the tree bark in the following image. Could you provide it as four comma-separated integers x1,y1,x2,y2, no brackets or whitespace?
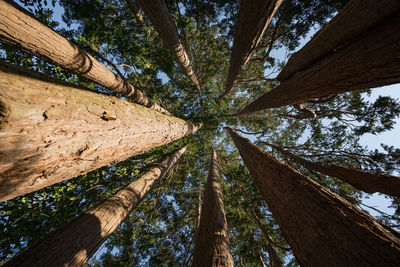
132,0,200,90
277,0,400,81
0,0,170,115
4,147,187,267
221,0,282,97
236,12,400,115
0,61,200,202
225,127,400,267
192,148,234,267
269,144,400,198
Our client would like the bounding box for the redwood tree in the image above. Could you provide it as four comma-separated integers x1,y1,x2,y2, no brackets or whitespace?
221,0,282,97
0,61,200,201
0,0,169,115
132,0,200,90
277,0,400,81
268,143,400,198
226,127,400,266
192,148,234,266
4,147,187,267
237,7,400,115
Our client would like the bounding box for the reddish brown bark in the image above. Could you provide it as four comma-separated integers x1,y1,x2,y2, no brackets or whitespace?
0,0,169,115
0,61,200,202
269,144,400,198
192,148,234,266
225,127,400,267
236,12,400,115
133,0,200,90
278,0,400,81
4,147,187,267
221,0,282,97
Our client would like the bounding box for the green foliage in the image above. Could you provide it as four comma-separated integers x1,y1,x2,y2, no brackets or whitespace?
1,0,399,265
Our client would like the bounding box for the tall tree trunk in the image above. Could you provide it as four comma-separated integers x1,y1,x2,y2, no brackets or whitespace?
221,0,282,98
225,127,400,267
269,144,400,198
0,0,169,115
132,0,200,90
277,0,400,81
236,12,400,115
0,61,200,202
192,148,234,266
4,147,187,267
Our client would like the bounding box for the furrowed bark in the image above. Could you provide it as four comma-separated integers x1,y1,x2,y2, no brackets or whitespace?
236,13,400,115
132,0,200,90
0,0,170,115
192,148,234,267
225,127,400,267
0,61,201,202
278,0,400,81
221,0,282,97
270,144,400,198
5,147,187,267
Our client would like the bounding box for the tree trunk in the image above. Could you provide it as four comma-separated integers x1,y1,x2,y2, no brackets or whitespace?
225,127,400,267
0,0,169,115
246,209,283,267
277,0,400,81
132,0,200,90
236,13,400,115
4,147,187,267
192,148,234,267
221,0,283,97
0,61,200,202
269,144,400,198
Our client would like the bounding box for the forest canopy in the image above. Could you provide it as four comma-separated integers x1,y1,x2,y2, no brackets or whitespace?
1,0,400,266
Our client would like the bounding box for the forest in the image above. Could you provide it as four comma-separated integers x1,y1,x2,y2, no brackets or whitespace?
0,0,400,266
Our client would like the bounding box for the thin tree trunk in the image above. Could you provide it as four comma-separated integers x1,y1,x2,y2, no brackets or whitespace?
132,0,200,90
225,127,400,267
246,209,283,267
221,0,283,97
277,0,400,81
0,61,200,202
4,147,187,267
192,148,234,266
236,12,400,115
269,144,400,198
0,0,169,115
235,182,285,267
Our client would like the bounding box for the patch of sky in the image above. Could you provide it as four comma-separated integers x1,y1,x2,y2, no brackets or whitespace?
157,71,171,85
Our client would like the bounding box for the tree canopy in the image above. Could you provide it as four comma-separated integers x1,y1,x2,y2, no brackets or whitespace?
1,0,399,265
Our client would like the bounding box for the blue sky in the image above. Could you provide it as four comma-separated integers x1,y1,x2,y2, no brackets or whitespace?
10,1,399,261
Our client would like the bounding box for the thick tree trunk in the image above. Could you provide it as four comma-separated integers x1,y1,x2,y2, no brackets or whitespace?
0,61,200,202
221,0,282,97
236,13,400,115
132,0,200,90
4,147,187,267
277,0,400,81
192,148,234,267
225,127,400,267
269,144,400,198
0,0,169,115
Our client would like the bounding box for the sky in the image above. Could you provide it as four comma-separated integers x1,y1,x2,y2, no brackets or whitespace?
9,0,399,261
